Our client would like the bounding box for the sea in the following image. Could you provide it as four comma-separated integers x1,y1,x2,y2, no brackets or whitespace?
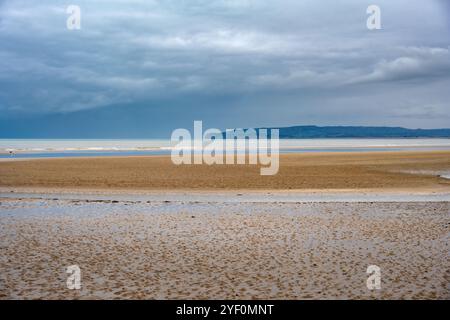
0,138,450,159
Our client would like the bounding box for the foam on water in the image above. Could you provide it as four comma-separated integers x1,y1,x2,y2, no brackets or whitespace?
1,138,450,158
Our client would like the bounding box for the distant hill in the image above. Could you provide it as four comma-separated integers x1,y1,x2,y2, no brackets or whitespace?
223,126,450,138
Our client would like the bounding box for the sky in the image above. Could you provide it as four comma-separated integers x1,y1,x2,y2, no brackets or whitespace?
0,0,449,138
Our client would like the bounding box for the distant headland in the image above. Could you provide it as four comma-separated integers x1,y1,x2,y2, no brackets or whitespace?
229,125,450,138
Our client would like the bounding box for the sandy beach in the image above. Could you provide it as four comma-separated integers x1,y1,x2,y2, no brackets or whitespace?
0,195,448,299
0,151,449,191
0,151,449,300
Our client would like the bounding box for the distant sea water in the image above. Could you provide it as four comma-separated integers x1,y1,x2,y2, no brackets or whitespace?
0,138,450,158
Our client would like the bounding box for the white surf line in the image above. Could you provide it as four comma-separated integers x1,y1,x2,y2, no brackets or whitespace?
1,192,450,203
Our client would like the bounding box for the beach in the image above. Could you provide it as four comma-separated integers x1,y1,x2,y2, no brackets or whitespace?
0,195,448,299
0,151,449,191
0,151,449,299
2,0,450,305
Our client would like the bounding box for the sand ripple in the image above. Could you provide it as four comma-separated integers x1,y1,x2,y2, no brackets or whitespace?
0,199,449,299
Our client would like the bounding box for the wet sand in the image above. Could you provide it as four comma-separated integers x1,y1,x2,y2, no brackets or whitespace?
0,196,448,299
0,151,449,191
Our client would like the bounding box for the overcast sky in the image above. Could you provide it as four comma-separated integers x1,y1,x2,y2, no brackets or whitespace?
0,0,449,137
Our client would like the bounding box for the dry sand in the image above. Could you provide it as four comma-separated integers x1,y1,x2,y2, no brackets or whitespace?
0,197,448,299
0,151,449,191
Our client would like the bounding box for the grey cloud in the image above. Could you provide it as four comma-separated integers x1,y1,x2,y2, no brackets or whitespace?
390,104,449,119
353,47,450,83
0,0,449,130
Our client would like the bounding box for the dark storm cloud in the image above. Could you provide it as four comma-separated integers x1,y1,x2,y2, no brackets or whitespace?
0,0,449,135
